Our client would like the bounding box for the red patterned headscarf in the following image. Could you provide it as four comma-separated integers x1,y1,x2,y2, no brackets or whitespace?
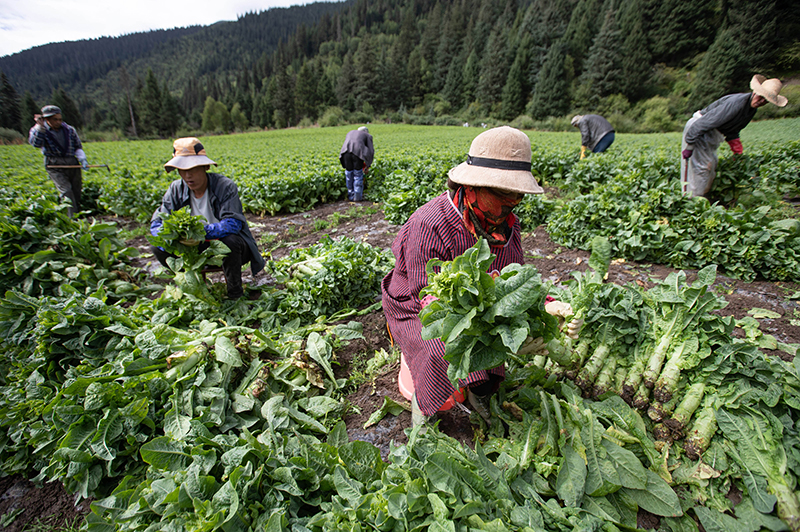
453,185,520,245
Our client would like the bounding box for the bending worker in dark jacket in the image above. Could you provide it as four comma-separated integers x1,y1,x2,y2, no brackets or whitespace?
681,74,788,197
150,137,265,299
339,126,374,202
571,114,615,159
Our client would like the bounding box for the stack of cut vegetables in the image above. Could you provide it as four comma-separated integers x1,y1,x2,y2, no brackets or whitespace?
424,237,800,531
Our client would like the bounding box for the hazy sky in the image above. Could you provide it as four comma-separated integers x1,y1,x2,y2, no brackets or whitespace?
0,0,336,57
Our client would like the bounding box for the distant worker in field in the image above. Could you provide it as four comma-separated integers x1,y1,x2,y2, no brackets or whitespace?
339,126,374,202
28,105,89,217
150,137,265,300
571,114,615,159
382,126,581,428
681,74,788,197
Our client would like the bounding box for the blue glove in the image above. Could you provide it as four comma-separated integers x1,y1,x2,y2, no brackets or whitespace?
78,157,89,170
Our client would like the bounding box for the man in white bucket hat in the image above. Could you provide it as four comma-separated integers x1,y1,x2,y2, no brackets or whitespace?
381,126,580,428
681,74,788,197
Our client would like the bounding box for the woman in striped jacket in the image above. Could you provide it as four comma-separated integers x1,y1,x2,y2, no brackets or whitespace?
382,126,576,427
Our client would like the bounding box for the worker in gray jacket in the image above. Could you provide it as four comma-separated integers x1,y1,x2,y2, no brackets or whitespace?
681,74,788,197
339,126,374,202
571,114,615,159
150,137,265,299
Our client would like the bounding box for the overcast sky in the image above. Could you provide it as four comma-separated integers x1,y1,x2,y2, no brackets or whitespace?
0,0,337,57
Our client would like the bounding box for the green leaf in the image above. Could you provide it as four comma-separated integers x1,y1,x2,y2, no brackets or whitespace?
601,439,647,490
333,465,364,505
748,308,782,319
620,470,682,517
339,441,383,483
140,437,190,471
306,332,337,388
364,396,407,428
556,445,586,508
214,336,243,367
693,505,740,532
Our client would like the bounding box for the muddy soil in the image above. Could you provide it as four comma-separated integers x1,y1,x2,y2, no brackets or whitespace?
2,200,798,531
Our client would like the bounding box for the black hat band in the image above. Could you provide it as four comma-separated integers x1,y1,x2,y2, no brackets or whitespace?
467,155,531,172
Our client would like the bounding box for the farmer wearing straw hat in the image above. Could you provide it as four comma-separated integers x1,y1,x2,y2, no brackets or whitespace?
381,126,581,428
339,126,374,202
681,75,789,197
28,105,89,217
150,137,265,300
571,114,615,159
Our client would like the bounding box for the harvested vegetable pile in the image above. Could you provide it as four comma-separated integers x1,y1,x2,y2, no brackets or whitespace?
422,239,800,531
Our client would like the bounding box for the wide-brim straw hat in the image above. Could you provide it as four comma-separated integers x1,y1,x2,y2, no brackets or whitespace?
750,75,788,107
449,126,543,194
164,137,217,172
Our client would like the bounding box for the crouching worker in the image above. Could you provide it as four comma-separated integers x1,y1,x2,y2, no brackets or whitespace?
381,126,580,428
150,137,265,299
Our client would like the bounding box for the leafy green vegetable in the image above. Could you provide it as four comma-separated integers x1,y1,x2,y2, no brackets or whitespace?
419,238,558,387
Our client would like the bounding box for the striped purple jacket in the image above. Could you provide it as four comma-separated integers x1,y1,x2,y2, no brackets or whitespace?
381,192,524,416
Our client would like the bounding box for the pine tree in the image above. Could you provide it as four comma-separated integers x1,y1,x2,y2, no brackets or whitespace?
476,6,514,111
21,92,39,131
644,0,716,66
462,49,481,107
562,0,603,73
520,0,576,92
419,3,443,68
726,0,780,70
406,47,432,108
617,0,651,101
336,53,358,112
118,66,138,137
433,2,467,94
528,41,570,119
442,49,467,110
272,65,295,128
500,42,530,120
576,4,624,106
295,59,319,121
50,88,83,129
0,72,23,133
160,81,181,137
137,69,162,137
353,33,382,112
689,28,747,108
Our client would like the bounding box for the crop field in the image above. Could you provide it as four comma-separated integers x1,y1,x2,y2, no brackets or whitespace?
0,121,799,531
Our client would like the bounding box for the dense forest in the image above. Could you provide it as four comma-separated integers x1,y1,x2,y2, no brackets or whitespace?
1,0,799,140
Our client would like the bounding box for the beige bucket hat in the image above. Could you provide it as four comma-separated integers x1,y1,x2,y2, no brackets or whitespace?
449,126,543,194
571,115,582,126
750,75,788,107
164,137,217,172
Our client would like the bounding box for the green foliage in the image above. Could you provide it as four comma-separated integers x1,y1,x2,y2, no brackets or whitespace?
420,239,559,387
266,235,395,323
690,29,748,108
0,72,22,134
0,127,24,144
